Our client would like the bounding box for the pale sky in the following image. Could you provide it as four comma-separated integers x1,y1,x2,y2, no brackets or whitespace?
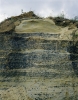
0,0,78,22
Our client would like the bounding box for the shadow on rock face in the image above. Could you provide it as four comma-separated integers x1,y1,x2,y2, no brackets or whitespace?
69,41,78,77
7,53,28,69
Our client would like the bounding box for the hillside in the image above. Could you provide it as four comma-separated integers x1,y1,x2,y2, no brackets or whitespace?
0,11,78,40
0,11,78,100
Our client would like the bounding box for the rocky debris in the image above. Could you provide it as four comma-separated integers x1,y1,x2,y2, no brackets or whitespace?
53,17,78,28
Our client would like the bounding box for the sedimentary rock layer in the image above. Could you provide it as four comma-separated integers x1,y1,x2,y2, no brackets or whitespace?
0,31,78,100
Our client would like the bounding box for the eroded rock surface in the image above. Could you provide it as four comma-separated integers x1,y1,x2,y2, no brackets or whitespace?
0,14,78,100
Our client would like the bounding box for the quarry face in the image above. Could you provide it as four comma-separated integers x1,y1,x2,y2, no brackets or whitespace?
0,15,78,100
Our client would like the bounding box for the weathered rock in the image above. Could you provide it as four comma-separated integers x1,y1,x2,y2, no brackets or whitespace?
0,15,78,100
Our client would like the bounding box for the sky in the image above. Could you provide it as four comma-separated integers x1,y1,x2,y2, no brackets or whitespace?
0,0,78,22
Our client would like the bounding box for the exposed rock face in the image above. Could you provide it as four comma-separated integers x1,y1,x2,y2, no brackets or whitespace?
0,16,78,100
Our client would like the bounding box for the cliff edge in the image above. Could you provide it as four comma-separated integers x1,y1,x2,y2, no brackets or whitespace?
0,11,78,100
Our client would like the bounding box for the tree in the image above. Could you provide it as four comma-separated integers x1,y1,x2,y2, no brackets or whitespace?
74,16,78,21
59,11,65,18
21,9,23,14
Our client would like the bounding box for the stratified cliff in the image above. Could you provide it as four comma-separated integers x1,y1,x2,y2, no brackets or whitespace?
0,11,78,100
